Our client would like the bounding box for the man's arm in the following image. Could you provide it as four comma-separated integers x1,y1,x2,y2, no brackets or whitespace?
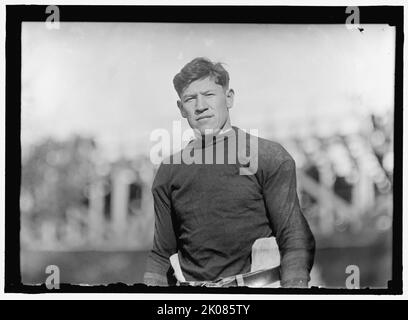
144,163,178,286
262,156,316,288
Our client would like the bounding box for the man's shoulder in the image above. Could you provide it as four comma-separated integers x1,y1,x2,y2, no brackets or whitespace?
152,153,177,189
235,132,294,182
237,127,293,165
153,149,185,182
257,136,293,163
260,141,295,179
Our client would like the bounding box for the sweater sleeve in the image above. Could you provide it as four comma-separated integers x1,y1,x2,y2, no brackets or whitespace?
143,163,178,286
262,156,315,288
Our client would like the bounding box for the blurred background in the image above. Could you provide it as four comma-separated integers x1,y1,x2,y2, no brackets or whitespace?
20,23,394,288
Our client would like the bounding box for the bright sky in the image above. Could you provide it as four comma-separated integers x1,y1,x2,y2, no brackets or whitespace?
21,23,395,159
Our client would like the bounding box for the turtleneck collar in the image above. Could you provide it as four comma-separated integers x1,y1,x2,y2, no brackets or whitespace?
188,126,238,149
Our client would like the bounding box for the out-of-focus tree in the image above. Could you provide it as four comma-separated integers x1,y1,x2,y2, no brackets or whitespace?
21,136,97,226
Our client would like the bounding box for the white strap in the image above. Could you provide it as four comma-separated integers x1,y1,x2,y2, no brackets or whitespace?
236,274,245,286
170,253,186,282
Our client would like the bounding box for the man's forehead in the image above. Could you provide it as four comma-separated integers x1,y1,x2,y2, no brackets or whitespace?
181,77,223,96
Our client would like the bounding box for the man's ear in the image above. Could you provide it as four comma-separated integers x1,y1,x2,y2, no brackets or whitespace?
177,100,187,118
226,88,235,110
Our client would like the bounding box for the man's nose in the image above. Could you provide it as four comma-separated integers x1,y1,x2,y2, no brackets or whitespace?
195,95,209,114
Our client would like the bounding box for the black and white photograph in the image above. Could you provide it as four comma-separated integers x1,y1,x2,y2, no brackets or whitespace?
4,4,403,297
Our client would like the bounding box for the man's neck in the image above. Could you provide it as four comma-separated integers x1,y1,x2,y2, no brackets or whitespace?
194,121,232,140
220,126,233,135
188,124,237,150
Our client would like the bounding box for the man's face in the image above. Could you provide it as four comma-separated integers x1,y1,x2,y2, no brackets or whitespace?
177,77,234,135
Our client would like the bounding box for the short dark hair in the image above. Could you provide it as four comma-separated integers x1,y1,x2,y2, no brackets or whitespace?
173,57,230,97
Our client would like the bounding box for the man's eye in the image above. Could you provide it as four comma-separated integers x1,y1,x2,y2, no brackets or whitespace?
205,93,214,96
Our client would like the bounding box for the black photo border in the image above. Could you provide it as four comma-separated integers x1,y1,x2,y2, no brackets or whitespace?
5,4,403,295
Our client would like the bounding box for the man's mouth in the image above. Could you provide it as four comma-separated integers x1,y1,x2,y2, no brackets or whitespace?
196,115,214,121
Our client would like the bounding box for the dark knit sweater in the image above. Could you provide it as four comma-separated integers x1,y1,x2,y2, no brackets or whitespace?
144,126,315,287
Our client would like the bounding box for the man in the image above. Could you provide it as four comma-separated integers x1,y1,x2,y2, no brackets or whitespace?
144,57,315,288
